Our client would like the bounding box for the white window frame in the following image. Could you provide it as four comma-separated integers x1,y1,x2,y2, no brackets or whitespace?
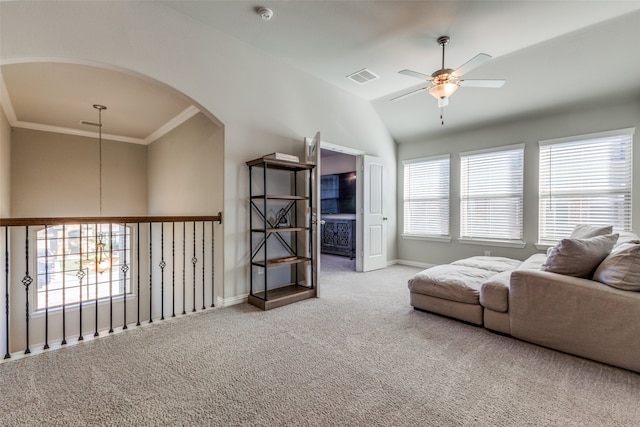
459,143,525,248
34,223,133,312
538,128,634,246
402,154,451,241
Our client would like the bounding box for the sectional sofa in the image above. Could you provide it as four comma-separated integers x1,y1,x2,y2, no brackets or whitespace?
408,226,640,373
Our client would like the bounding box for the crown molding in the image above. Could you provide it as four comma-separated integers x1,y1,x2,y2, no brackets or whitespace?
0,69,199,145
143,105,200,144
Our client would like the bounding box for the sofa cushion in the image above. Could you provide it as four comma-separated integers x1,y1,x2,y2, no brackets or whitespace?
480,254,546,312
571,224,613,239
615,230,640,247
408,265,494,304
593,242,640,291
542,234,618,278
409,256,522,305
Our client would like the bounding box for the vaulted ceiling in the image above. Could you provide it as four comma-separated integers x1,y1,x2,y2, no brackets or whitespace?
2,1,640,144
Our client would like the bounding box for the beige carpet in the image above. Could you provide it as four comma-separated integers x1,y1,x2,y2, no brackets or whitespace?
1,254,639,426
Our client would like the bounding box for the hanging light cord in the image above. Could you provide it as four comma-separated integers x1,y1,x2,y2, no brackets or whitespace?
93,104,107,216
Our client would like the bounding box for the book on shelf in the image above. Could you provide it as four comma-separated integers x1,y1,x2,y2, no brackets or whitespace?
263,152,300,163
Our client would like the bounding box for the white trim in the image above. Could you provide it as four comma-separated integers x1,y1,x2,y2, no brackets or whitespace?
396,259,437,269
402,153,450,165
143,105,200,144
457,238,527,249
401,234,452,243
319,140,364,156
459,142,525,158
539,127,635,146
217,293,248,307
0,71,18,124
9,120,147,144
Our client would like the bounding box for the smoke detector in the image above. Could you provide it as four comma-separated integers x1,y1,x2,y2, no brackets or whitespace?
257,7,273,21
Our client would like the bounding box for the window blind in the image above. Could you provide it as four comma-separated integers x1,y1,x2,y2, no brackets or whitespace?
460,145,524,242
403,155,450,237
539,128,634,244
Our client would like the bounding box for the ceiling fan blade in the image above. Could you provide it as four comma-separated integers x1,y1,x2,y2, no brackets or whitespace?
438,97,449,108
452,53,491,77
458,79,506,88
390,87,429,102
398,69,432,81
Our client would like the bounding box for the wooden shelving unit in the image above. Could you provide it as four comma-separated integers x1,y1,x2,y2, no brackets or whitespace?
247,157,316,310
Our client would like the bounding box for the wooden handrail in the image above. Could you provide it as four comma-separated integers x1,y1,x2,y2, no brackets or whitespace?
0,212,222,227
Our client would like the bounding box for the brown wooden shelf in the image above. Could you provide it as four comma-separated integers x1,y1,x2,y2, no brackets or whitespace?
252,256,311,268
246,157,315,171
248,284,316,311
250,194,308,201
251,227,309,233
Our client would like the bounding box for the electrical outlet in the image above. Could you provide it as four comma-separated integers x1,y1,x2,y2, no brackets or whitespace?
484,250,491,256
257,267,264,275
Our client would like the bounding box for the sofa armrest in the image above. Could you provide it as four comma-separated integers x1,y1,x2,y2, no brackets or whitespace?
510,269,640,372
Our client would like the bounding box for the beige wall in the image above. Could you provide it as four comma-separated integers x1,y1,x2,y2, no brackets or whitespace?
147,112,223,215
11,128,147,217
397,97,640,267
0,104,10,217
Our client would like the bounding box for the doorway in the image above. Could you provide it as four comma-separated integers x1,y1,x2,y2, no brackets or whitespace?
320,148,358,272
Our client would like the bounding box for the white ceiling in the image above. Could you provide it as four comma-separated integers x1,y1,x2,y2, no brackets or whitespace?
2,1,640,144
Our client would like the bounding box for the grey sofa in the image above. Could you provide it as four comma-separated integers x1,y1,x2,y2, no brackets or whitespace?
409,231,640,373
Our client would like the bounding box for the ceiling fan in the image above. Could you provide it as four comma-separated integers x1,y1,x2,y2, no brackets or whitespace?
392,36,505,117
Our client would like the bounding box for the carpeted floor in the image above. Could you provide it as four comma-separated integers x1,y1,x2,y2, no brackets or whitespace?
1,255,639,426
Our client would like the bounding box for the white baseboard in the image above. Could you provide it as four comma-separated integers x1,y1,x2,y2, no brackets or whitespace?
216,294,248,307
395,259,436,269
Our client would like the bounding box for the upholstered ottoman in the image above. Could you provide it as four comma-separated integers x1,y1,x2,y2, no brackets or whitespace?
408,256,522,325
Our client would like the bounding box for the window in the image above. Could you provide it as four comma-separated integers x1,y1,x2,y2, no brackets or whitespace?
460,144,524,244
35,224,132,311
539,128,634,244
403,155,450,238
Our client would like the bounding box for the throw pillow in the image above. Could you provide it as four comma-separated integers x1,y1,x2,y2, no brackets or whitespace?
593,243,640,291
570,224,613,239
542,233,619,278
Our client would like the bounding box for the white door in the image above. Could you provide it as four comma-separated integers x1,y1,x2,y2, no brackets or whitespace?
304,132,321,295
361,155,386,271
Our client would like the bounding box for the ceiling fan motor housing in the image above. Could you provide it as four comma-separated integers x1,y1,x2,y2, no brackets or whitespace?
431,68,456,83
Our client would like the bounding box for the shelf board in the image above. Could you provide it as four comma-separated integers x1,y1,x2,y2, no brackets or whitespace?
252,256,311,268
248,284,316,311
246,157,316,171
250,195,309,200
251,227,309,233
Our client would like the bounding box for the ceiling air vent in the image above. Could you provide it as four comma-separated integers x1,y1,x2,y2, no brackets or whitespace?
347,68,379,85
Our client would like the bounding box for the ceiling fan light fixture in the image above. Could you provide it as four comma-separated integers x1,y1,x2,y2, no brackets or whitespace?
429,83,459,99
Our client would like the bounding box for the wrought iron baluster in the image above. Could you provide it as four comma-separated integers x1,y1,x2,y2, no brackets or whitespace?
22,226,32,354
44,225,50,349
149,222,153,324
211,220,215,308
182,222,186,315
160,223,165,321
172,222,175,317
122,224,129,330
4,226,10,359
192,222,196,312
94,223,99,337
202,221,205,310
61,224,67,345
136,223,141,327
77,224,85,341
108,223,114,333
